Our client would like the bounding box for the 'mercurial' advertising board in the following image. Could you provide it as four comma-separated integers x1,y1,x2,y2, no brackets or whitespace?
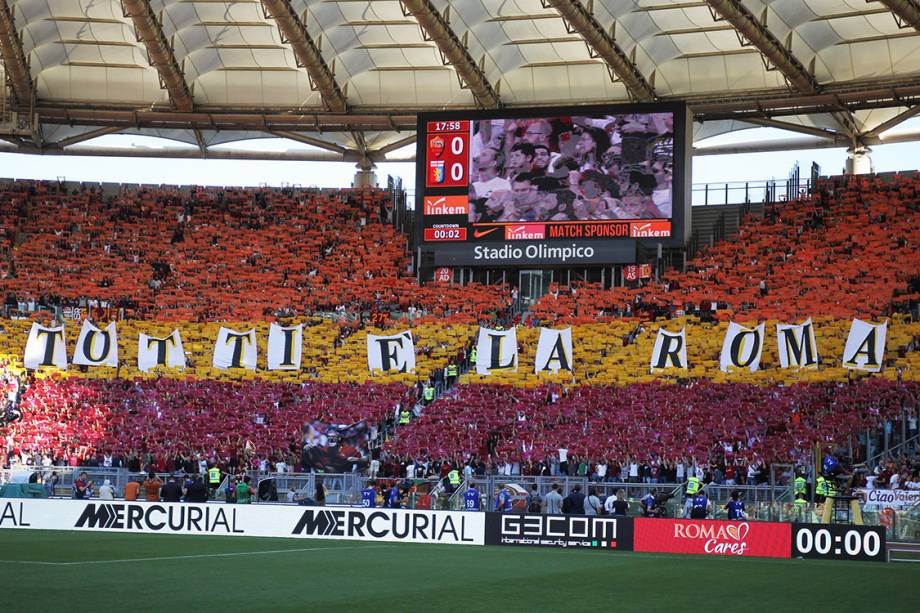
485,513,634,551
0,499,485,546
633,518,791,558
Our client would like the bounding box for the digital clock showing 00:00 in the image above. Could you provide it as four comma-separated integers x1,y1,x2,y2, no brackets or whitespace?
792,524,885,562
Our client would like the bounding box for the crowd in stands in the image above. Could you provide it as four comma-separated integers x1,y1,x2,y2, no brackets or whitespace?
0,180,511,323
2,377,412,471
384,380,920,481
1,174,919,482
862,452,920,490
529,173,920,324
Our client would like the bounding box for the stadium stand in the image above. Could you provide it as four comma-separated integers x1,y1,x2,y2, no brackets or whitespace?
385,379,920,470
529,173,920,324
1,176,919,481
0,180,512,322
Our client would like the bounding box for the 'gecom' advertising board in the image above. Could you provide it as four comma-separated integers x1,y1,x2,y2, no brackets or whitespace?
1,501,885,562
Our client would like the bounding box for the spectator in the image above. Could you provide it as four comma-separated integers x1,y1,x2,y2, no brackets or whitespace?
98,479,115,500
562,485,585,515
43,471,58,498
142,471,163,502
235,475,254,505
160,476,183,503
525,484,542,514
605,489,629,516
185,476,208,503
584,488,602,516
124,479,140,501
544,483,563,514
71,472,93,500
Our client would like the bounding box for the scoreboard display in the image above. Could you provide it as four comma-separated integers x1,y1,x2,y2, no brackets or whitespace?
416,103,691,268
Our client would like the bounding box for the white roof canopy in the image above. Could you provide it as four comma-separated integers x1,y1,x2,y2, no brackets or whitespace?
0,0,917,159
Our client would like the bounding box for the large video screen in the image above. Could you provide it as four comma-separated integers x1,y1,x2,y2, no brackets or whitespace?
468,114,674,223
416,103,689,268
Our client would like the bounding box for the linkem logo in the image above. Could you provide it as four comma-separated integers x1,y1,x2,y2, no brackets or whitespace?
505,224,545,240
630,221,671,238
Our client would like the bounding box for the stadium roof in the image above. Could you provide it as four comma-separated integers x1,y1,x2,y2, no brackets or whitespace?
1,0,919,162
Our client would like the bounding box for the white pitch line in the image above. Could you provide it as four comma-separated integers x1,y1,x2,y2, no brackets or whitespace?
0,544,393,566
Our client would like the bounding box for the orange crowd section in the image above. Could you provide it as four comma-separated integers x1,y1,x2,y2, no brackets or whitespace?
0,181,510,323
530,173,920,325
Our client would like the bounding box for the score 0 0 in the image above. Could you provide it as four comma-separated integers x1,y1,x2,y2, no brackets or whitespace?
426,121,470,188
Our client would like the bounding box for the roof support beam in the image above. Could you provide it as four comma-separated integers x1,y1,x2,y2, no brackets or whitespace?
544,0,655,102
36,108,417,131
269,130,350,154
121,0,194,111
193,128,207,155
744,117,840,139
399,0,501,108
373,134,417,157
862,104,920,138
260,0,348,113
52,126,122,148
0,0,34,106
875,0,920,31
14,145,356,162
705,0,819,92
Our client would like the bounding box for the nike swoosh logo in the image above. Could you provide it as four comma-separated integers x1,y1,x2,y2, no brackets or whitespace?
473,228,499,238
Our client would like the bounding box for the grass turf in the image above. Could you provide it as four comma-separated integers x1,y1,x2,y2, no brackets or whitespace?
1,529,918,612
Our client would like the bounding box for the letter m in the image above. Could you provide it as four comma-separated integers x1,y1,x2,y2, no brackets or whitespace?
291,510,328,536
75,504,111,528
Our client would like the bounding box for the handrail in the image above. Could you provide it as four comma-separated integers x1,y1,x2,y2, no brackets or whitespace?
866,433,920,468
445,478,471,510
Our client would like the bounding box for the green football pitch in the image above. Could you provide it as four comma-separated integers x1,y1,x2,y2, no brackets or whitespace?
0,529,917,612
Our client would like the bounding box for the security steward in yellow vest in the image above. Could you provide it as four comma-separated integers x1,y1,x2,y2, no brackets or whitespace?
793,493,808,513
794,474,807,498
208,466,222,493
446,363,458,385
447,469,461,493
422,385,434,405
399,409,411,426
815,475,829,503
686,475,701,496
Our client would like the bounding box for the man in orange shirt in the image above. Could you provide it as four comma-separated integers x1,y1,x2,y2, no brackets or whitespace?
142,471,163,502
124,479,141,501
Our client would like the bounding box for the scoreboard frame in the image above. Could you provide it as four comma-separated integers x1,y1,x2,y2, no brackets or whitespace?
415,102,692,270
